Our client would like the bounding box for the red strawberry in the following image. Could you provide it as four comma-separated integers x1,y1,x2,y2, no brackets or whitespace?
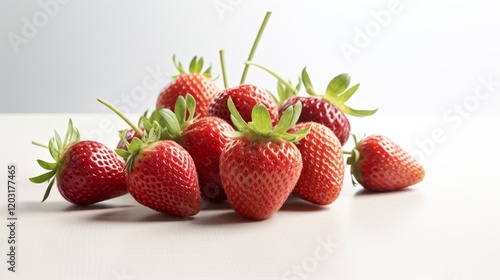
150,95,235,202
179,116,234,202
246,62,377,146
288,122,345,205
208,84,279,126
219,98,309,220
99,99,202,217
30,120,127,205
281,96,351,145
156,56,218,117
123,139,201,217
347,135,425,191
116,128,142,151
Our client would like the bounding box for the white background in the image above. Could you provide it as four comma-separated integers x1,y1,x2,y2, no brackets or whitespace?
1,0,499,116
1,1,500,280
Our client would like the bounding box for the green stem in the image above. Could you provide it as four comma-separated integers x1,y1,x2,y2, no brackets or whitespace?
97,99,144,137
32,141,49,149
245,61,298,94
343,151,352,155
240,11,272,85
219,49,228,89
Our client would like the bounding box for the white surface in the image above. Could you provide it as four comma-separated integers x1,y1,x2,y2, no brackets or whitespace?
1,114,499,280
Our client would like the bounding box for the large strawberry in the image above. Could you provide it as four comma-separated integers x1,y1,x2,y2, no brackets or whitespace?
116,126,202,217
151,94,234,202
30,120,128,205
220,98,309,220
208,84,279,126
246,62,377,146
346,135,425,191
288,122,345,205
156,56,218,117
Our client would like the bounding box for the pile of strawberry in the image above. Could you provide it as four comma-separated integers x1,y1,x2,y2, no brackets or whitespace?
30,12,425,220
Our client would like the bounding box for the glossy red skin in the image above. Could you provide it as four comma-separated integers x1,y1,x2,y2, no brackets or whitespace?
116,128,143,151
179,117,234,203
156,73,219,117
208,84,279,126
126,140,201,217
353,135,425,191
279,96,350,146
289,122,345,205
57,141,127,205
220,138,302,220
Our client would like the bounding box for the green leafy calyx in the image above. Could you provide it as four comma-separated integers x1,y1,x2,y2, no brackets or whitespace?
225,98,309,143
173,55,213,78
345,134,364,186
246,61,378,117
29,119,80,202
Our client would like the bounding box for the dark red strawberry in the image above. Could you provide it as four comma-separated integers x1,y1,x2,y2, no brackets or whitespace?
347,135,425,191
30,120,127,205
282,96,351,146
116,128,142,151
219,98,309,220
208,84,279,126
288,122,345,205
246,62,377,146
156,56,218,117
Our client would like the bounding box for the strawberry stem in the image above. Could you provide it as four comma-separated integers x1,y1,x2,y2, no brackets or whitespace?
219,49,228,89
245,61,298,95
32,141,49,149
97,99,144,137
240,11,272,85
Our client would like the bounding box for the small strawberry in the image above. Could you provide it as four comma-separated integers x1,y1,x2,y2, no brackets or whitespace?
346,135,425,191
30,120,128,205
208,84,279,126
116,128,142,151
99,99,202,216
151,94,234,202
156,56,218,117
220,98,309,220
246,62,378,146
288,122,345,205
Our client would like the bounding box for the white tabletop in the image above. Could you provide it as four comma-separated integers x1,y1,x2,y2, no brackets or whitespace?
1,113,499,280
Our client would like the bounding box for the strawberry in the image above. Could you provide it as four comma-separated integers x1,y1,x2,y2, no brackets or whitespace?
246,62,378,146
120,137,201,217
288,122,345,205
346,135,425,191
152,94,234,202
30,120,127,205
156,56,218,117
179,116,234,202
281,96,351,145
99,99,202,216
208,84,279,126
219,98,309,220
116,128,142,151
